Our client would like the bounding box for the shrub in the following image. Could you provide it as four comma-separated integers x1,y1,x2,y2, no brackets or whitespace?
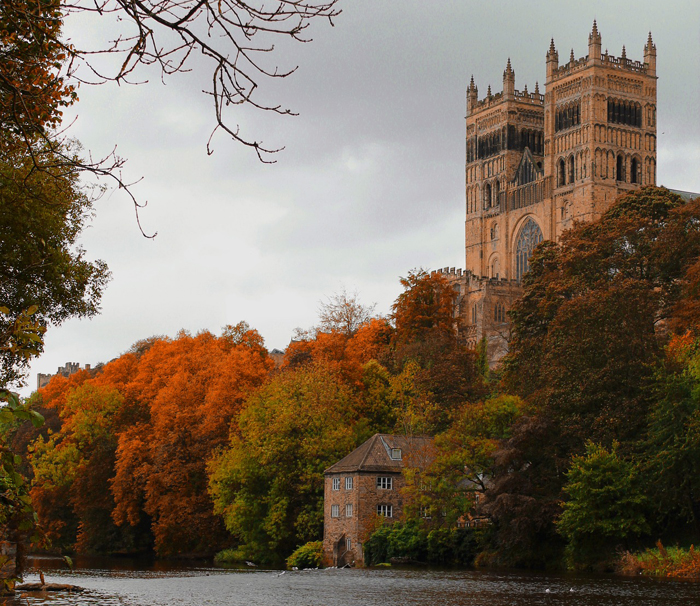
363,524,392,565
214,547,250,565
364,522,478,566
286,541,323,570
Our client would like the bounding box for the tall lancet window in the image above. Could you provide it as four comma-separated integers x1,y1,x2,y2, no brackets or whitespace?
515,218,543,281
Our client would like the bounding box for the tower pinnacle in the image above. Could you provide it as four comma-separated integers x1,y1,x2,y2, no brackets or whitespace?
546,38,559,79
644,31,656,76
503,58,515,98
588,19,602,65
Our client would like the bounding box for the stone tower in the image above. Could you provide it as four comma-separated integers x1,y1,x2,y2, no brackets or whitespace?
464,61,545,280
445,23,657,362
543,21,658,243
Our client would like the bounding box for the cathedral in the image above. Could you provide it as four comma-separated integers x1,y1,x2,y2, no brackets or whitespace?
440,22,658,364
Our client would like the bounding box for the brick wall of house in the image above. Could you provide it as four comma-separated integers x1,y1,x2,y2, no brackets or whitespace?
323,471,406,567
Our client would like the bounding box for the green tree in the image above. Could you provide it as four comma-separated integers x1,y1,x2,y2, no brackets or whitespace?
208,363,359,564
0,308,45,594
404,396,523,530
643,333,700,534
0,140,109,386
557,441,648,569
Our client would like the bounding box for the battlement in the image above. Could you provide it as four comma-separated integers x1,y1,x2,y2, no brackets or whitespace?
599,51,647,73
470,87,543,115
434,267,519,287
551,54,590,79
37,361,92,391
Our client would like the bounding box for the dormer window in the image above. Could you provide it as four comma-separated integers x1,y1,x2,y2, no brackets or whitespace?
390,448,402,460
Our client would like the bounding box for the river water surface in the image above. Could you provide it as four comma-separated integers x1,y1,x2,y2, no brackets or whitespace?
4,555,699,606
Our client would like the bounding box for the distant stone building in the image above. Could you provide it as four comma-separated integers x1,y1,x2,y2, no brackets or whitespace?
444,22,658,365
322,434,435,567
37,362,90,391
268,348,285,368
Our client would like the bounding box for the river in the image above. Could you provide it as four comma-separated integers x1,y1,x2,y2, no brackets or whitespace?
3,555,699,606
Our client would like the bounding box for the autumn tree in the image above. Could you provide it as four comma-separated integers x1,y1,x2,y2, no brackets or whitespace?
486,187,700,567
28,383,149,553
110,326,272,556
0,1,76,139
504,187,700,449
25,324,273,557
392,269,456,345
385,269,485,428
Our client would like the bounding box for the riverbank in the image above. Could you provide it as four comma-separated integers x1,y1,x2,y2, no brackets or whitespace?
618,542,700,579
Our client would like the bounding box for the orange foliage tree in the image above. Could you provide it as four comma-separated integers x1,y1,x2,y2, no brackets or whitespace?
28,323,273,556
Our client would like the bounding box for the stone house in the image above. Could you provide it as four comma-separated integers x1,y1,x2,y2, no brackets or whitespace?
322,434,435,567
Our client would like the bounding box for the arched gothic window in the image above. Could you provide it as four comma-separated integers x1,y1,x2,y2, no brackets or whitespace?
515,218,543,281
630,157,639,184
616,154,625,182
483,183,492,208
558,159,566,186
491,257,500,279
568,156,575,184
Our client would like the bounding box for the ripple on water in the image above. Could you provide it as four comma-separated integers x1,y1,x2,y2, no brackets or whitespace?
7,559,700,606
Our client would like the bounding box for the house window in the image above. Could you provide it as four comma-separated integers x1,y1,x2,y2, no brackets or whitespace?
346,503,353,517
376,477,393,490
331,505,340,518
345,477,353,490
377,504,393,518
346,537,352,551
390,448,402,460
420,506,431,519
332,478,340,491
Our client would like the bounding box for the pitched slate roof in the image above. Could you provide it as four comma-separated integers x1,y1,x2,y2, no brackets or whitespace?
669,188,700,202
324,434,435,474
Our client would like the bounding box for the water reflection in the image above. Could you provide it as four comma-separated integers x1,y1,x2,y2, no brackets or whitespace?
1,556,698,606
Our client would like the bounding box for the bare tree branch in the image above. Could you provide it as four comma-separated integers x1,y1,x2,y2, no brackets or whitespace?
1,0,341,231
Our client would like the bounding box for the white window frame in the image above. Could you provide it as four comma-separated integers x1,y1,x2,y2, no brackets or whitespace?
332,477,340,491
331,504,340,518
346,537,352,551
377,504,393,518
390,448,402,460
376,476,393,490
345,503,353,517
345,476,353,490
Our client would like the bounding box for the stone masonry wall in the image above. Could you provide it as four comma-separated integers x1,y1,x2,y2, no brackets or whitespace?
323,471,406,567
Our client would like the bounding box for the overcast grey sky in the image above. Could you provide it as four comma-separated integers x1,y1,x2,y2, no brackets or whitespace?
24,0,700,394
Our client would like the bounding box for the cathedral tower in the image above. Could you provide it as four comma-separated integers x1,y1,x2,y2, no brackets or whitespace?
544,21,657,240
465,60,545,280
452,23,658,362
